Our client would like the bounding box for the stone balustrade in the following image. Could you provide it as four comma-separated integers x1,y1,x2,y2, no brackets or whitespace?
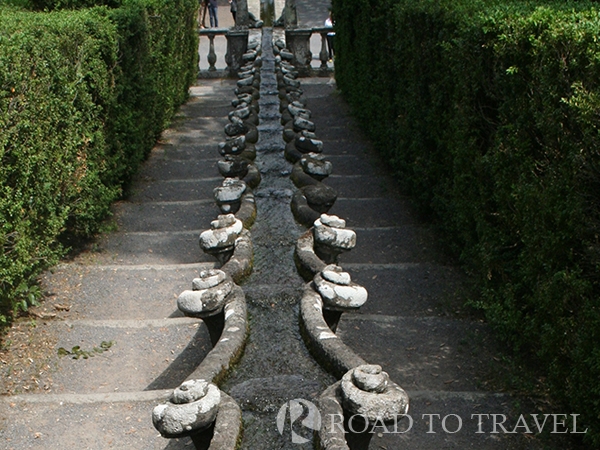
199,26,333,78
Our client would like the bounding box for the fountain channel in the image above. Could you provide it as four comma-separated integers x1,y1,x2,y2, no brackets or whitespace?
221,28,334,449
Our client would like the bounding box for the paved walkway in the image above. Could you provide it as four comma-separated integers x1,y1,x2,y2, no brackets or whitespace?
0,3,569,450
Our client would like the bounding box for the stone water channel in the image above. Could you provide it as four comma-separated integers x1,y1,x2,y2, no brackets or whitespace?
152,26,409,449
220,28,333,449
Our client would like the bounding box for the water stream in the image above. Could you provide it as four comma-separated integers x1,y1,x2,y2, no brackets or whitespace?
221,28,333,448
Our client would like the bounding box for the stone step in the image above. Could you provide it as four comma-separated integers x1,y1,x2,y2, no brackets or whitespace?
326,174,402,199
0,391,183,450
40,263,214,321
187,81,238,112
336,226,448,265
364,390,547,449
37,318,209,395
110,200,219,233
316,154,380,176
0,388,548,450
329,197,419,227
161,116,228,144
135,157,222,181
316,137,376,157
336,314,499,394
128,177,223,203
340,262,465,317
83,230,214,266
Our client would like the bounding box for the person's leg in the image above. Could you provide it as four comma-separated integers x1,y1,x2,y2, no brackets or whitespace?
201,3,208,28
208,4,214,27
327,35,334,59
209,4,218,27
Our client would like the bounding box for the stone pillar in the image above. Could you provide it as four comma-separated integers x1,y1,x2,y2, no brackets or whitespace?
225,29,249,76
284,0,298,28
285,29,312,76
235,0,249,28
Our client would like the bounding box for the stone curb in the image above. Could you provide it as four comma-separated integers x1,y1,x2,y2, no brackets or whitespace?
235,191,257,229
243,164,261,189
316,381,350,450
274,43,337,228
153,44,266,446
291,160,321,187
206,392,243,450
299,283,366,379
152,262,248,444
278,38,412,450
185,284,247,386
220,228,254,284
291,189,322,227
294,228,326,281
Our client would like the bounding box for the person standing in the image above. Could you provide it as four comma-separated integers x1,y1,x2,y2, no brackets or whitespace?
229,0,237,24
198,0,208,29
208,0,218,28
324,11,335,61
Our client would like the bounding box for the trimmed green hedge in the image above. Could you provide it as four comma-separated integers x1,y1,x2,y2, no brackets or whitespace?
333,0,600,445
0,0,197,319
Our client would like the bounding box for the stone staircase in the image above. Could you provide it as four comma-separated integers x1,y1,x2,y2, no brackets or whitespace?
0,24,562,450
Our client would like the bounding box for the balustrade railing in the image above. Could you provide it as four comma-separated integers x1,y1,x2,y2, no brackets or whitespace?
198,28,230,77
311,26,336,72
198,27,334,78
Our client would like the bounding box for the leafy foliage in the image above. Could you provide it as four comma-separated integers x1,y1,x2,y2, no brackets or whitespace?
0,0,197,322
58,340,114,359
333,0,600,445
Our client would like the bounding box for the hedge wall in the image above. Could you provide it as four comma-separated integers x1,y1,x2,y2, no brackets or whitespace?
0,0,197,319
333,0,600,445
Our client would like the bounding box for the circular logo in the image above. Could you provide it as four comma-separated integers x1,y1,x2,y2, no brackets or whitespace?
276,398,322,444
